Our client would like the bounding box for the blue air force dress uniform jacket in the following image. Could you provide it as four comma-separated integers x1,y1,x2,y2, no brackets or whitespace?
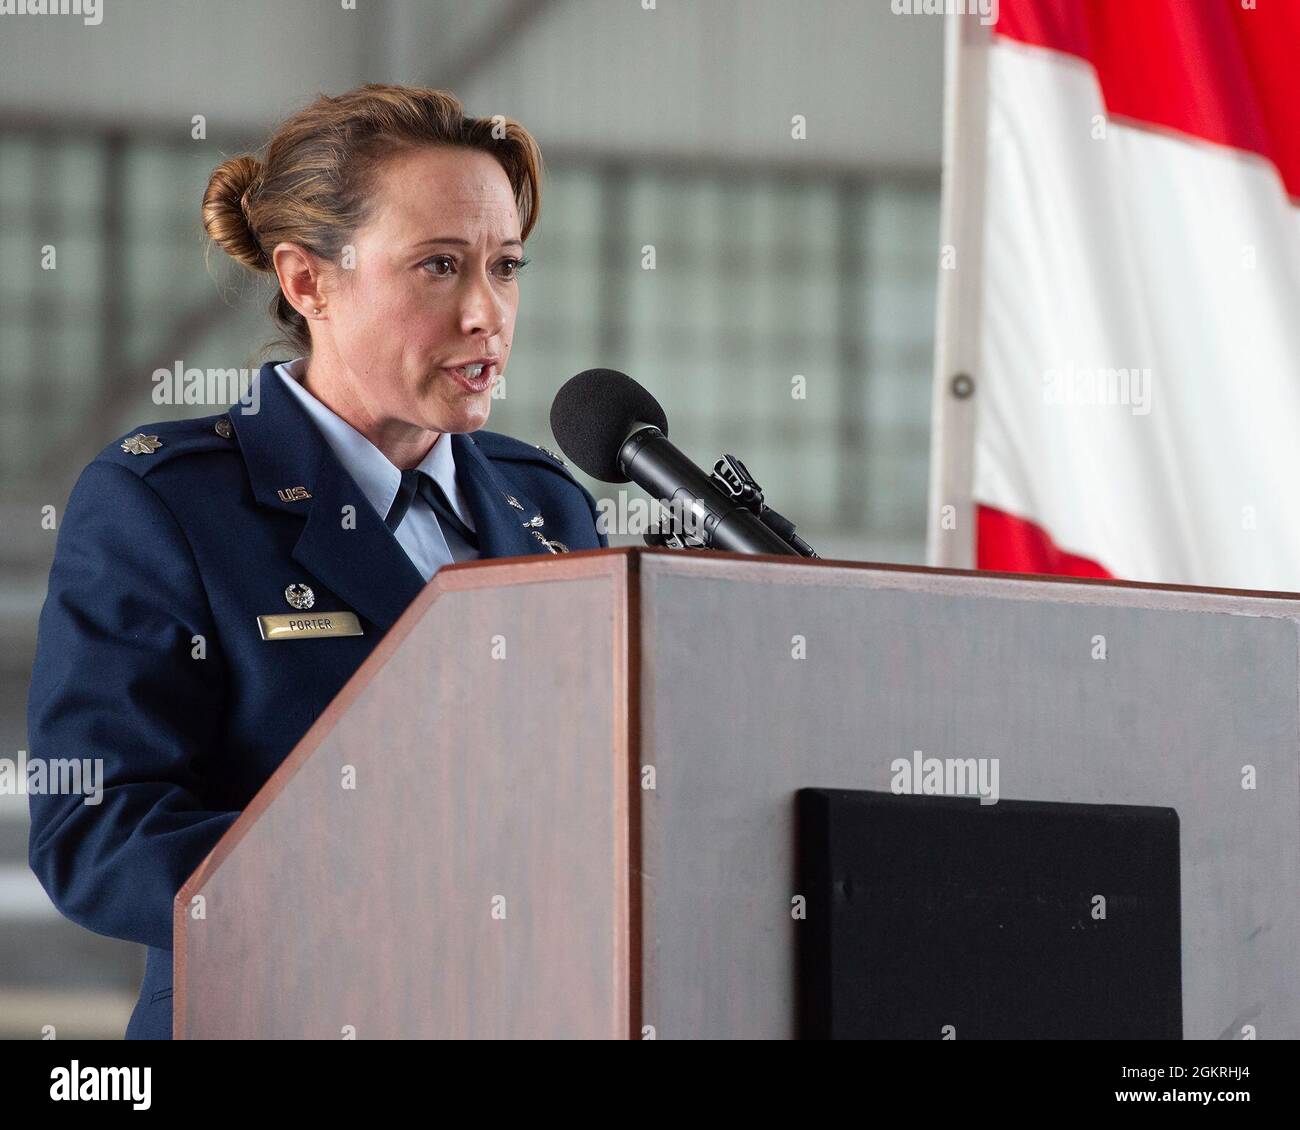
25,360,606,1039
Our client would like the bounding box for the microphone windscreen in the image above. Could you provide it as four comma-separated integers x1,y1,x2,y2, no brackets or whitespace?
549,368,669,482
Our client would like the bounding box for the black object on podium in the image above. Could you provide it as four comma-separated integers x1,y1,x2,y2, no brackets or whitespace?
797,789,1182,1039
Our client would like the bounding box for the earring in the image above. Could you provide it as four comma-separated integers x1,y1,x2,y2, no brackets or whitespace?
312,306,322,316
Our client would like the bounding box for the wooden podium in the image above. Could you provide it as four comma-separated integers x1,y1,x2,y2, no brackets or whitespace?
174,548,1300,1038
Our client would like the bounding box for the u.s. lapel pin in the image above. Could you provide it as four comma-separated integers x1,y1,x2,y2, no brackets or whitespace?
277,485,313,502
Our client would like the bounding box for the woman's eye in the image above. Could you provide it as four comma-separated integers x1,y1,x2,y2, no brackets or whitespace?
421,255,529,279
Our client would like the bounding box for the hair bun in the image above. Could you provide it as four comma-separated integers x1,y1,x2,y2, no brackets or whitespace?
202,155,270,271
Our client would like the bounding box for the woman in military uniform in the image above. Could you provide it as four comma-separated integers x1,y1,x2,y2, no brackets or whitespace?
25,83,605,1039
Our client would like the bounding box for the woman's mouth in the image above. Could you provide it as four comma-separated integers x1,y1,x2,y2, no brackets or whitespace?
442,361,497,393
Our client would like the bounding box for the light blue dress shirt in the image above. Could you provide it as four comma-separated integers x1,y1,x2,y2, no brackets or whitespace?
274,358,479,580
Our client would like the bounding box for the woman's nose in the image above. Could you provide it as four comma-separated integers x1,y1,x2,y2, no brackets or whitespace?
456,268,507,337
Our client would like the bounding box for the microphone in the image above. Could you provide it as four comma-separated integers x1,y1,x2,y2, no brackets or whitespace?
549,369,799,556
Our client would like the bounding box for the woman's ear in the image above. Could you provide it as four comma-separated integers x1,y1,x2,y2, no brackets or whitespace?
271,242,328,319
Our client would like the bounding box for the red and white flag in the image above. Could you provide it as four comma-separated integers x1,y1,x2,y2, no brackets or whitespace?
930,0,1300,588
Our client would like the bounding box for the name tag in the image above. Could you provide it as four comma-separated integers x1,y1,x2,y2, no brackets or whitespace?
257,612,364,641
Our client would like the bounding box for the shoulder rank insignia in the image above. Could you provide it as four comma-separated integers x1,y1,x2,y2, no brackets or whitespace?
121,433,162,455
536,445,566,466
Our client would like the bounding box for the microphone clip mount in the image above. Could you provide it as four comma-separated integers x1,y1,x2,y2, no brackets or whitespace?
642,452,819,558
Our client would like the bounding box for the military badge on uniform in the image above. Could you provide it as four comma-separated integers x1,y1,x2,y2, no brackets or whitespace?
531,530,569,554
257,611,363,640
261,583,364,640
284,583,315,610
214,418,233,439
535,445,567,466
277,486,312,502
120,433,162,455
504,494,524,510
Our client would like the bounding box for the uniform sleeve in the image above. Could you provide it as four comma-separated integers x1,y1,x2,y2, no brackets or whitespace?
26,459,240,952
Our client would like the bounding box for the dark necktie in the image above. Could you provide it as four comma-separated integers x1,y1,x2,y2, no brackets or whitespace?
384,469,479,551
384,469,421,531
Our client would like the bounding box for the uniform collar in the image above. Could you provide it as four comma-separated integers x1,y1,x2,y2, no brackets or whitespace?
229,361,551,633
273,358,475,534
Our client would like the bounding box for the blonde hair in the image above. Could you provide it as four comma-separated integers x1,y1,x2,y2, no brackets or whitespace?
201,83,543,353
